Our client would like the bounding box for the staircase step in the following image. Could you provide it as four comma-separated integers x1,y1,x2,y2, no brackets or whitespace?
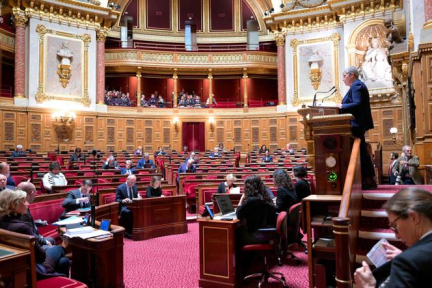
362,193,394,200
361,209,387,217
359,229,398,241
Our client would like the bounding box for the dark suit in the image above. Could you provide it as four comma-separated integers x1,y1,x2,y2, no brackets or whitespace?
276,186,298,213
21,209,55,247
209,153,220,157
373,233,432,287
61,189,90,219
262,156,273,163
115,183,139,234
6,175,15,187
12,151,26,157
137,159,155,169
0,185,15,192
177,163,196,183
120,167,137,175
340,79,375,180
389,160,398,184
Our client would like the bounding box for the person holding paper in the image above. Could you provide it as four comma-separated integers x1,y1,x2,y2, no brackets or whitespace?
217,174,238,194
0,189,70,276
61,180,93,219
42,162,68,193
116,175,141,239
355,187,432,287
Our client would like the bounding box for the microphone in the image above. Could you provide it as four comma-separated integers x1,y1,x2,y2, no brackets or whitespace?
321,88,338,103
312,86,335,106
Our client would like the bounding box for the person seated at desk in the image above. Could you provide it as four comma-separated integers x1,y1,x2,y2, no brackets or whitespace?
102,155,119,170
137,153,156,169
0,162,15,187
177,159,196,184
12,144,27,157
218,143,227,153
258,145,268,154
42,162,67,194
146,176,165,198
283,143,295,155
209,147,221,158
116,175,141,239
69,147,84,168
217,174,238,194
236,175,277,244
354,187,432,288
18,182,55,247
0,174,15,192
273,169,298,213
184,152,196,163
181,146,189,155
61,180,93,219
261,150,273,163
134,146,143,157
155,146,166,156
292,165,311,201
0,189,70,276
120,160,136,175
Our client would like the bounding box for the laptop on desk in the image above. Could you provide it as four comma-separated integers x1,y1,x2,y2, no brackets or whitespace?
214,194,237,220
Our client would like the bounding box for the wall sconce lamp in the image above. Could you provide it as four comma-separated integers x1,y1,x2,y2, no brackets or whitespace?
390,127,398,144
209,117,215,133
52,110,76,125
173,117,179,132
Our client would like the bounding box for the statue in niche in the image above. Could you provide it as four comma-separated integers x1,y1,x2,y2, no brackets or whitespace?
360,37,393,88
57,42,73,65
56,42,73,88
385,19,404,49
308,49,323,90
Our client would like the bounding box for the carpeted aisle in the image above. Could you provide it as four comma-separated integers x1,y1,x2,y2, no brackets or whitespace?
123,222,309,288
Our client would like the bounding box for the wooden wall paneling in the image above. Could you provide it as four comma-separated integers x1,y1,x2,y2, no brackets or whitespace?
97,117,105,151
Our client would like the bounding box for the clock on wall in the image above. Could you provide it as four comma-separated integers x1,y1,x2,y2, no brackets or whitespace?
325,154,337,168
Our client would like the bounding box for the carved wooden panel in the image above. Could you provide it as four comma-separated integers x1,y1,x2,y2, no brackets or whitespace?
217,121,224,126
107,127,115,143
234,145,242,151
31,124,41,141
4,113,14,119
252,145,259,151
216,128,224,144
382,110,393,116
85,126,94,142
145,146,153,152
270,145,278,151
126,146,134,151
270,127,277,142
30,145,41,151
234,120,241,126
145,128,152,143
383,119,393,137
269,119,277,125
145,120,153,126
85,118,94,123
289,118,297,123
163,121,170,127
126,127,134,144
163,128,170,143
4,122,14,141
107,119,115,125
126,120,134,126
31,114,41,121
107,146,115,151
252,120,259,126
252,127,259,143
234,128,241,143
289,126,297,141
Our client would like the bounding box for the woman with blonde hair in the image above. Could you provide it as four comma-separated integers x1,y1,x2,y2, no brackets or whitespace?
217,174,238,194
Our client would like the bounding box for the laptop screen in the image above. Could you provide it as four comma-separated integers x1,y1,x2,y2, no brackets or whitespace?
215,195,235,215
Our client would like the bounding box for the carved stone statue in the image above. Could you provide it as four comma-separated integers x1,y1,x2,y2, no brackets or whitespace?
385,19,404,49
57,42,73,65
360,37,393,87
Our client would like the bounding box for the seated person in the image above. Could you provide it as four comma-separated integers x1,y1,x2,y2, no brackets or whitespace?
0,162,15,187
116,175,141,238
18,182,55,247
0,174,15,192
218,143,227,152
158,95,165,108
178,95,187,107
261,150,273,163
69,147,84,168
12,144,27,157
181,146,189,155
155,146,166,156
258,145,268,154
147,94,157,107
293,165,311,201
0,189,70,276
205,95,217,107
354,187,432,288
236,175,277,244
177,159,196,184
273,169,298,212
137,153,156,169
391,145,422,185
120,160,136,175
140,94,147,107
283,143,295,155
134,146,143,157
185,94,194,107
217,174,237,194
209,147,220,158
194,95,202,107
388,152,399,185
102,155,119,169
184,152,196,163
42,162,67,193
61,180,93,219
146,176,164,198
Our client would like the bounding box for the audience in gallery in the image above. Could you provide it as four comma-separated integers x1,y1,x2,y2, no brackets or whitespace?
258,145,268,154
209,147,221,157
261,150,273,163
141,92,166,108
0,189,71,277
391,145,422,185
42,162,67,193
104,89,131,107
388,152,399,185
292,165,311,201
102,155,119,169
120,160,136,175
146,176,164,198
137,153,155,169
355,187,432,288
0,174,15,192
205,94,217,107
134,146,143,156
236,175,277,244
116,174,141,239
0,162,16,187
61,180,92,219
12,144,27,157
217,174,238,194
155,146,167,156
273,169,298,213
18,182,55,247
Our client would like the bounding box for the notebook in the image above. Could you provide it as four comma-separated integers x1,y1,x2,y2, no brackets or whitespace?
214,195,237,220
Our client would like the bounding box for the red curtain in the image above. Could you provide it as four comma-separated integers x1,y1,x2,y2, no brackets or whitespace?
182,122,205,152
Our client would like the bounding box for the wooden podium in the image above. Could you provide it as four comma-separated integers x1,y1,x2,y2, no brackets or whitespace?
127,196,187,241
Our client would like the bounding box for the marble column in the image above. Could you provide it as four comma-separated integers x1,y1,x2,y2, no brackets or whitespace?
275,33,286,106
243,68,248,108
208,69,213,105
136,67,142,107
96,28,108,105
13,13,27,99
425,0,432,22
173,69,178,108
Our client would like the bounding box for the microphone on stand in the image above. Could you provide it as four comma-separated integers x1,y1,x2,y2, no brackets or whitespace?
321,88,338,104
312,86,335,106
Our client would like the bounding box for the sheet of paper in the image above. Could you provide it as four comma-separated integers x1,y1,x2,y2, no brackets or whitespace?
64,229,112,239
53,216,83,226
367,238,389,267
230,187,240,194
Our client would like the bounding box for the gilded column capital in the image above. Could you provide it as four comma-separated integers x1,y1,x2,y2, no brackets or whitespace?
96,28,109,42
13,12,28,28
136,67,142,77
274,33,286,47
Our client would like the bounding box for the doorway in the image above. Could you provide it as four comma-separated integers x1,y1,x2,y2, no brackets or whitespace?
182,122,205,152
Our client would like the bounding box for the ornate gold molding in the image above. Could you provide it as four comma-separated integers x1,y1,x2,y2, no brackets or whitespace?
35,25,91,106
96,28,109,42
274,32,286,47
12,8,28,27
290,33,342,106
0,29,15,53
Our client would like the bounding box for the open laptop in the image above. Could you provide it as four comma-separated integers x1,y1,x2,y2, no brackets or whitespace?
214,195,237,220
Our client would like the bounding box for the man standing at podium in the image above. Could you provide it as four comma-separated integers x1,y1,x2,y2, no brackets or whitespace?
338,66,376,189
116,175,141,238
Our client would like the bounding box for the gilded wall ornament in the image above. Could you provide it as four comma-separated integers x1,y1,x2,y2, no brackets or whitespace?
57,42,73,88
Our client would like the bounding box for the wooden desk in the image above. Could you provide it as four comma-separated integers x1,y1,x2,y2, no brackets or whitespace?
0,244,32,288
60,223,125,288
127,196,187,241
198,218,241,288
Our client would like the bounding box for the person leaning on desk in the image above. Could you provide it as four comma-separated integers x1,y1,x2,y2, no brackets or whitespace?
61,179,93,219
116,175,141,239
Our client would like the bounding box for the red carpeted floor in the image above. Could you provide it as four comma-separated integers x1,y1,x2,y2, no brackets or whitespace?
123,222,309,288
